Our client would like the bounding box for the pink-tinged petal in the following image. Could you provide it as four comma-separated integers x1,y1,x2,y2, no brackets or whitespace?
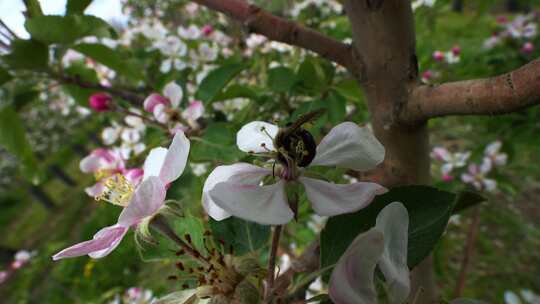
236,121,279,153
182,100,204,121
123,168,144,187
159,131,190,184
80,154,104,173
143,93,169,113
163,82,183,108
209,180,293,225
329,228,384,304
300,177,386,216
375,202,410,303
203,163,271,221
430,147,451,162
311,122,385,171
153,103,171,124
52,224,128,260
118,177,167,227
85,182,105,197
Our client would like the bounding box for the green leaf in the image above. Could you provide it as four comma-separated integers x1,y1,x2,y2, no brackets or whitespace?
333,78,363,103
267,67,296,93
23,0,43,18
66,0,93,14
73,43,142,80
321,185,456,277
191,123,243,162
2,39,48,70
0,105,41,183
139,214,206,261
195,63,246,104
209,217,270,256
25,15,115,44
214,84,259,101
296,57,334,93
453,191,486,214
61,62,99,105
0,67,12,85
326,91,346,124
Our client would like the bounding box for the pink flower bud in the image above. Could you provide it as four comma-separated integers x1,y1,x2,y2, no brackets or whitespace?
521,42,534,54
422,70,433,81
143,93,170,113
89,93,112,112
496,15,508,24
202,25,214,36
432,51,445,62
451,45,461,56
442,174,454,182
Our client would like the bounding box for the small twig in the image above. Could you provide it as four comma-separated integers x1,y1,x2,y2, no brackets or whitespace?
51,72,145,104
150,215,210,265
454,207,482,297
265,225,283,301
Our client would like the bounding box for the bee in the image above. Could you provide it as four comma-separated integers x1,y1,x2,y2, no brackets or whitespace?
274,109,325,168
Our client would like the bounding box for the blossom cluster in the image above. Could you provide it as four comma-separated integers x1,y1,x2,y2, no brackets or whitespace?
483,13,538,54
431,140,508,192
421,45,461,84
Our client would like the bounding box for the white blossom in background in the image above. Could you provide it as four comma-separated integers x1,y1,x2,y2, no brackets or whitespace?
461,163,497,192
178,25,201,40
431,147,470,181
412,0,436,11
482,140,508,171
306,277,325,302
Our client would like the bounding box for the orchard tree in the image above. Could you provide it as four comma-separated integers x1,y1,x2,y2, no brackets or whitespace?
0,0,538,303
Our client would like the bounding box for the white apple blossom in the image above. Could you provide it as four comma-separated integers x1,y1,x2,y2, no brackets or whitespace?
203,121,386,225
461,163,497,192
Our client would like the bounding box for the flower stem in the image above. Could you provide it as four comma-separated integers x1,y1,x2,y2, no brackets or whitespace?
150,215,209,265
265,224,283,301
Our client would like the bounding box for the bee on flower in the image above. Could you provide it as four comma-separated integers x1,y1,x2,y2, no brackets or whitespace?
202,111,387,225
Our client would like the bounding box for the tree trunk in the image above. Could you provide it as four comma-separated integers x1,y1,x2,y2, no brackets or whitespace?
344,1,436,303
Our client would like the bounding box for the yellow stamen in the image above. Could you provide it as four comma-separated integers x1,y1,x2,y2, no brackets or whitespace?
95,174,135,207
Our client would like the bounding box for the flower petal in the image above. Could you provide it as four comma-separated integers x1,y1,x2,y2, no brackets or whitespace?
236,121,279,153
375,202,410,304
209,180,293,225
118,176,167,227
311,122,385,171
85,182,105,197
163,81,183,108
143,147,168,180
52,224,128,260
159,131,190,184
329,228,384,304
300,177,386,216
202,163,271,221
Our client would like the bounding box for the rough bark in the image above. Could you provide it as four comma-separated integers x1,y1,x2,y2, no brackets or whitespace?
404,58,540,122
343,1,435,303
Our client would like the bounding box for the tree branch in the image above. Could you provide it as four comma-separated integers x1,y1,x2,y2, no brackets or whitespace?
403,58,540,122
190,0,357,70
53,73,145,104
